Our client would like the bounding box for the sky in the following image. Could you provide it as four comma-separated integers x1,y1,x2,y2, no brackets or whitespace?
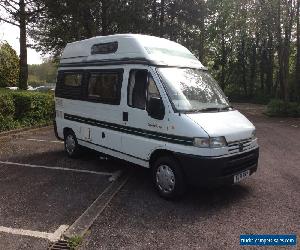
0,22,44,65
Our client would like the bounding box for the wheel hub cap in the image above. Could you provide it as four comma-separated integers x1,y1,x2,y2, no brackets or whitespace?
66,135,75,154
156,165,175,194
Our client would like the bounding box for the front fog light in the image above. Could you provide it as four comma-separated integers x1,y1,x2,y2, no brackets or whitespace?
194,136,227,148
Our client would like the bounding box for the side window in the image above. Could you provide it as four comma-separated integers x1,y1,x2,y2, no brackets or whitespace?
87,72,121,104
128,70,148,109
64,73,82,87
147,76,161,102
55,71,83,100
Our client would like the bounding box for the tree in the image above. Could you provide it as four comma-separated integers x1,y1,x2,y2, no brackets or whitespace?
276,0,296,101
27,0,300,102
206,0,236,90
0,42,19,87
0,0,43,89
296,0,300,100
29,0,111,57
28,60,57,85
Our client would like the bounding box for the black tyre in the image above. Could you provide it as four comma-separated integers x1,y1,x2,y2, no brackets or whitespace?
64,130,81,158
152,155,186,199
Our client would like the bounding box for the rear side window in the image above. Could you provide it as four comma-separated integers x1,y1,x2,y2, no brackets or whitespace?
64,73,82,87
88,72,121,104
55,71,83,100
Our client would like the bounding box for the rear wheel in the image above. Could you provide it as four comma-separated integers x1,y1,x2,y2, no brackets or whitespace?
152,155,186,199
64,130,81,158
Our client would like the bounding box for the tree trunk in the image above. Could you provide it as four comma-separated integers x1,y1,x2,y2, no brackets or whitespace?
259,41,267,92
296,0,300,100
241,36,247,96
159,0,165,37
19,0,28,90
277,0,294,102
80,3,96,37
249,35,258,97
101,0,108,35
198,0,206,62
220,32,226,90
266,33,274,96
276,0,284,99
152,0,158,36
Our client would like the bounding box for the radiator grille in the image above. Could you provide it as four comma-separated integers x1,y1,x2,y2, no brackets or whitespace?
222,150,258,176
228,138,255,154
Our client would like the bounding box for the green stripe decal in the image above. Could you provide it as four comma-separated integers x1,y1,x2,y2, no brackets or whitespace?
64,114,194,146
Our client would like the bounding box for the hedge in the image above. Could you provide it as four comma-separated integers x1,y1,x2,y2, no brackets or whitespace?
266,99,300,117
0,88,54,132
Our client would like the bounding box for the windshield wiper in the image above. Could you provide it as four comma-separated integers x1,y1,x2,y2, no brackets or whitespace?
218,106,233,111
184,106,233,113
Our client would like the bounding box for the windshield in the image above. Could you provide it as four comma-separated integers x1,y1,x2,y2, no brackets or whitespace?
157,67,229,112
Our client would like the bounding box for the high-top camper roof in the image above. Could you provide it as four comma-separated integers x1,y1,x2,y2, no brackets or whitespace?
60,34,205,69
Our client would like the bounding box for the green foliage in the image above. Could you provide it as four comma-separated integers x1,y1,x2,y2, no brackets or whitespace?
68,236,83,250
0,42,19,87
0,88,54,132
224,84,246,102
28,61,57,86
251,92,271,105
27,0,300,102
12,92,32,119
0,114,19,132
0,93,15,116
266,99,300,117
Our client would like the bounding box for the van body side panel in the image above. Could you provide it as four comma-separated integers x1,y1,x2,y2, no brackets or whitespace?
55,66,124,155
63,102,123,152
120,65,174,162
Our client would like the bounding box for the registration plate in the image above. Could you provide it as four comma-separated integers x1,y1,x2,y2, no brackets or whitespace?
234,170,250,183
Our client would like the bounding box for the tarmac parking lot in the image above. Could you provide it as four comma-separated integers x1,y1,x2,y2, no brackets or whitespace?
0,127,128,249
0,104,299,249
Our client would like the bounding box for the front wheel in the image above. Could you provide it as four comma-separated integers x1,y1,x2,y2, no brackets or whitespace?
152,156,186,199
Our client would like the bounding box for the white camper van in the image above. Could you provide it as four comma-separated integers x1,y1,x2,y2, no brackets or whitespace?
54,34,259,199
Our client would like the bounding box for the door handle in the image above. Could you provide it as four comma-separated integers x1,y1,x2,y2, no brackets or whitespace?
123,112,128,122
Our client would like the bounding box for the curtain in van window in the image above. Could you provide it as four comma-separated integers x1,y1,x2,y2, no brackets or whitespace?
88,73,119,102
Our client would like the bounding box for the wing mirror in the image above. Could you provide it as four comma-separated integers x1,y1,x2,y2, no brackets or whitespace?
147,97,165,120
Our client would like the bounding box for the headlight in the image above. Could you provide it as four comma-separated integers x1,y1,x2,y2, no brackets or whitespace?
194,138,210,148
251,129,256,140
194,136,227,148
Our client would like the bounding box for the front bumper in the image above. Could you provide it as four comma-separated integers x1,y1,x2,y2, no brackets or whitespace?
175,148,259,186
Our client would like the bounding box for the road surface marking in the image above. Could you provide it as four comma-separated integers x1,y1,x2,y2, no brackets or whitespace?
0,225,69,242
0,161,113,176
26,138,64,144
64,172,130,239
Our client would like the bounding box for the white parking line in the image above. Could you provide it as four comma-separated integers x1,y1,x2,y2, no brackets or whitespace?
0,225,69,242
26,138,64,144
0,161,113,176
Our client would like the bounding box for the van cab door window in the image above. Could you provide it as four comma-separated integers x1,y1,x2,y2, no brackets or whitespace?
147,76,161,99
128,69,165,119
128,70,148,109
128,70,161,108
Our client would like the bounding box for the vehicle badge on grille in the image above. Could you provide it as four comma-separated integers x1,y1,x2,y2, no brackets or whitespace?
239,143,244,152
